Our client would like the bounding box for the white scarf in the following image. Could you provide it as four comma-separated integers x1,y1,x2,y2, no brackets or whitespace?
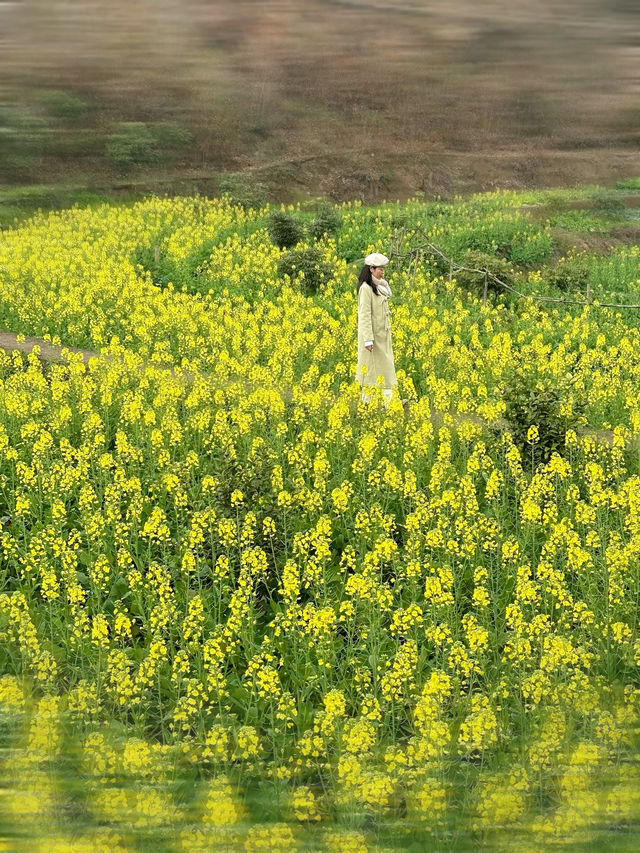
372,275,392,297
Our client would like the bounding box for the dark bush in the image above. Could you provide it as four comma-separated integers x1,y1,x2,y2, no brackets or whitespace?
267,211,304,249
278,247,325,295
308,202,342,241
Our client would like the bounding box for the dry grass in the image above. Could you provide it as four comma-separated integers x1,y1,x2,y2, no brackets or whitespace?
2,0,639,198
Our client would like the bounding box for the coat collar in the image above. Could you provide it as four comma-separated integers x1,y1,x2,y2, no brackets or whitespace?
372,276,392,297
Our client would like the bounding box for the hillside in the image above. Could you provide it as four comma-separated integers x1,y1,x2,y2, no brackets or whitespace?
1,0,639,199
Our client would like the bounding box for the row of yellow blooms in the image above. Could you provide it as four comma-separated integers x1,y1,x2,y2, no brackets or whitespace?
0,191,640,850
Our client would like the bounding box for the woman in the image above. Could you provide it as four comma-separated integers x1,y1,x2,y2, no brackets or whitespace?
356,252,397,404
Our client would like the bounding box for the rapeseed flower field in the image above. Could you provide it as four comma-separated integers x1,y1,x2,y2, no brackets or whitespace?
1,188,640,850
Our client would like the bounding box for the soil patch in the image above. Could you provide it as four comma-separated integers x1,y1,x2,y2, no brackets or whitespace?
0,331,97,366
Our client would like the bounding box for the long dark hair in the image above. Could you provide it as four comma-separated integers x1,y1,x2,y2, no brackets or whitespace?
357,264,379,296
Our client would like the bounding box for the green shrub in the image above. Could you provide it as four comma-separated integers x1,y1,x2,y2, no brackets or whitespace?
438,212,553,267
218,175,269,211
308,202,341,241
586,245,640,295
616,177,640,191
0,103,49,152
507,228,554,265
148,121,193,157
501,366,583,464
454,249,516,298
38,90,88,120
149,121,191,147
278,247,325,295
546,209,610,233
267,211,304,249
543,254,591,293
132,245,179,289
389,209,419,231
0,153,36,183
589,188,625,217
105,122,159,170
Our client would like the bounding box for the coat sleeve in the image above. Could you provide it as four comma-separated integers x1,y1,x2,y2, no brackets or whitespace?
358,284,374,344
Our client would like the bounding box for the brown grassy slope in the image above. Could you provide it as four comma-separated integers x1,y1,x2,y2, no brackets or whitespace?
1,0,639,199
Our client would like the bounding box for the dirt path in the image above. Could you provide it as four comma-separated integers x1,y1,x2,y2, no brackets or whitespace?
0,328,631,450
0,330,98,366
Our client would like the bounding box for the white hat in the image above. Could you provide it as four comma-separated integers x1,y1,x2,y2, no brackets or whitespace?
365,252,389,267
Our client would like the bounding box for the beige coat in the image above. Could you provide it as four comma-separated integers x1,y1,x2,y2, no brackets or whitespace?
356,279,397,389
